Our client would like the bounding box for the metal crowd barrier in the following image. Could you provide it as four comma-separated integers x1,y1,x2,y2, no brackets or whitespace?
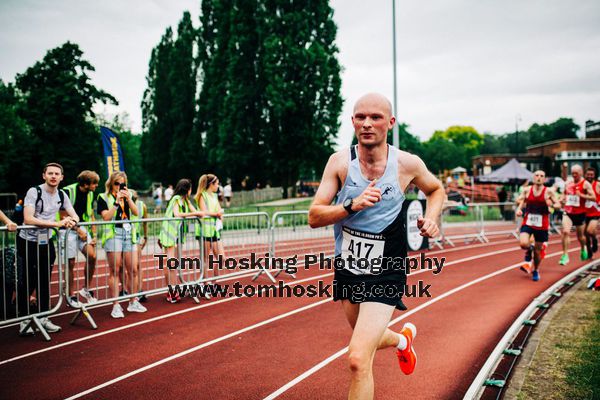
436,202,519,247
63,217,196,329
266,211,334,278
1,226,64,341
63,213,275,329
474,202,520,241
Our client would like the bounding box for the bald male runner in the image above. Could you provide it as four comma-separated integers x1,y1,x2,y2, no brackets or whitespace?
309,93,444,400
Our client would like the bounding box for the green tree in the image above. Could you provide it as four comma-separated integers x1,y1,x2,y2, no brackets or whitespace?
262,0,343,195
195,0,230,174
428,126,483,169
422,137,466,174
208,0,268,185
142,12,204,185
15,42,116,189
141,28,175,183
0,80,33,195
167,12,203,182
481,133,508,154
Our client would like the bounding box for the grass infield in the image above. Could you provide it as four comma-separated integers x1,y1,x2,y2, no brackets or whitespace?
518,282,600,399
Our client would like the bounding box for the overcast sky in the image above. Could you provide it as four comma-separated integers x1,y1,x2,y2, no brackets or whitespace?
1,0,599,150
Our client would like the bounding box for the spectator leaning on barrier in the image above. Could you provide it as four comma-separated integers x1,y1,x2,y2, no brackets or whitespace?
159,179,205,303
97,171,146,318
18,162,78,335
195,174,225,283
130,190,149,303
60,170,100,307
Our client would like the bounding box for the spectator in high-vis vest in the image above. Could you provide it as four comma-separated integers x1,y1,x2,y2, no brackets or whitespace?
195,174,225,286
59,170,100,307
129,190,149,303
159,179,205,303
97,172,146,318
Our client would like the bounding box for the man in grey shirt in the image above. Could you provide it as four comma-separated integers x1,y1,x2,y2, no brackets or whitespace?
17,162,79,335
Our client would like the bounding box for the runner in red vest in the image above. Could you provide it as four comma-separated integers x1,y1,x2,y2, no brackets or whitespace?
584,167,600,258
515,170,561,281
560,165,595,264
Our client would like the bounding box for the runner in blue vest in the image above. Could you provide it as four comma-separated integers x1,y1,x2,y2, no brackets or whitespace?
194,174,225,285
309,93,444,399
97,172,145,318
159,179,205,303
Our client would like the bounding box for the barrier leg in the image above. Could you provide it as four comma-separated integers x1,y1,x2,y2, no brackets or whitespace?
29,316,51,342
252,267,276,283
70,305,98,329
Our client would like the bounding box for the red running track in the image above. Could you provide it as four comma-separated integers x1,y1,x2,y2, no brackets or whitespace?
0,234,592,399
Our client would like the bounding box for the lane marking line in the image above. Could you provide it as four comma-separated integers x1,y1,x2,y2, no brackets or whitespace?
262,248,578,399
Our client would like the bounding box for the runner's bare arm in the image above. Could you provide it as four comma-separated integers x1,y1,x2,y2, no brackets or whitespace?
515,187,530,217
546,188,561,209
580,181,596,200
308,153,348,228
408,154,444,237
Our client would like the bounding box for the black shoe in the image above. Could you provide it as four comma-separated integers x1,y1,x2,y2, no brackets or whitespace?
119,290,129,297
138,294,148,303
396,298,408,311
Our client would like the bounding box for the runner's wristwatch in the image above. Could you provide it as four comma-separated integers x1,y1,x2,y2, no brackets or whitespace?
343,198,357,215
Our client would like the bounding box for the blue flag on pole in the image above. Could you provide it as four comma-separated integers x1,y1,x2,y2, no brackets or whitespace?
100,126,126,177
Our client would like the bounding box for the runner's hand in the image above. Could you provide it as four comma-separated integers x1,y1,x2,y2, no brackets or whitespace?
516,209,523,218
417,216,439,238
353,180,381,211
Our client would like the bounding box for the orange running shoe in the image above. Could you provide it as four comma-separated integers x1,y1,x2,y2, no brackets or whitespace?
396,322,417,375
520,262,532,274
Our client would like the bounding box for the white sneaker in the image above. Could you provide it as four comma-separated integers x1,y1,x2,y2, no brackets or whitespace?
40,317,61,333
68,296,81,308
199,283,212,299
79,288,98,304
18,321,35,336
111,304,125,319
127,300,147,313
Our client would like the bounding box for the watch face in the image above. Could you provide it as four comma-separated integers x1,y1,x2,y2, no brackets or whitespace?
344,198,352,208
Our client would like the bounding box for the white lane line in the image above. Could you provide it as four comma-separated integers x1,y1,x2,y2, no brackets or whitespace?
3,237,526,330
56,244,540,399
0,240,554,365
1,240,526,361
0,271,331,366
261,248,577,400
64,299,333,400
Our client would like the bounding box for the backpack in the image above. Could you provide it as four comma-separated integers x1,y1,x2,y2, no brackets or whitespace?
13,186,65,224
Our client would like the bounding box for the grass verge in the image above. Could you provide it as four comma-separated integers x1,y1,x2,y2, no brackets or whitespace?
518,283,600,399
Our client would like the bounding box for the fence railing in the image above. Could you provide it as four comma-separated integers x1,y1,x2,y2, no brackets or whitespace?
1,226,64,341
0,203,556,340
